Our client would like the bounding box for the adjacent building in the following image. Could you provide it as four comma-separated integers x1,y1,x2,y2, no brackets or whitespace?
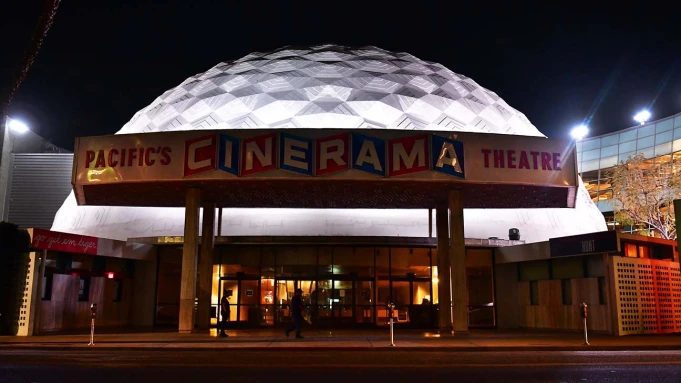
576,112,681,234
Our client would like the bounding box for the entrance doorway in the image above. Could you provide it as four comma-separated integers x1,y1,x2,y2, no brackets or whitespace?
378,277,433,327
273,278,375,328
218,275,261,327
274,279,315,326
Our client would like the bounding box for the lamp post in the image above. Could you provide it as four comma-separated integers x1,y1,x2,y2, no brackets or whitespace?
570,125,589,141
0,117,30,221
634,110,651,126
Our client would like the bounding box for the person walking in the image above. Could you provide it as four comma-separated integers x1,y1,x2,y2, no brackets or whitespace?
285,288,304,339
219,290,230,338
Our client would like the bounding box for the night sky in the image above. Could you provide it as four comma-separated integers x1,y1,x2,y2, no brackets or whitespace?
2,1,680,150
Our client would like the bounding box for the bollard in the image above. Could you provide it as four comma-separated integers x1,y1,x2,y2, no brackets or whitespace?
387,302,395,347
580,302,589,346
89,303,98,346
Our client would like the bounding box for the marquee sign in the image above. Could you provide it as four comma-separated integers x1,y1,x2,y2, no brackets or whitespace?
73,128,577,202
177,131,465,179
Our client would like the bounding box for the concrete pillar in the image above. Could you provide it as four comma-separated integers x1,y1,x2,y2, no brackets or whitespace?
179,188,201,333
436,204,452,333
448,189,468,334
196,202,216,331
131,248,158,328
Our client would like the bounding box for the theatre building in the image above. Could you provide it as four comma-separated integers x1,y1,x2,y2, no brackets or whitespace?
16,45,617,335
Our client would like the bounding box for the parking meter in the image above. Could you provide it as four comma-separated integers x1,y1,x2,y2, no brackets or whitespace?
387,302,395,346
580,302,589,345
88,303,98,345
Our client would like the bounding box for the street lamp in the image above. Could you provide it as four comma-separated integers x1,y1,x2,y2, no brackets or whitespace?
633,110,651,125
570,125,589,141
7,117,29,134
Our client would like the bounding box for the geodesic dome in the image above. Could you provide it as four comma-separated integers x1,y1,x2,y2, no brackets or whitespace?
118,44,543,137
52,45,605,242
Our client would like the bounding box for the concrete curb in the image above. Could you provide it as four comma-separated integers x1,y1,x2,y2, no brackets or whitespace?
1,345,681,352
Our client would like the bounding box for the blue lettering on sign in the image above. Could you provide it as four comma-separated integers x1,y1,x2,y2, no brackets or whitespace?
431,135,465,179
218,134,240,176
351,133,386,176
279,133,313,175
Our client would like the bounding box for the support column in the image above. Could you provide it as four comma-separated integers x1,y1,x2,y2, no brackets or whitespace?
436,204,452,334
197,202,216,332
448,189,468,335
179,188,201,333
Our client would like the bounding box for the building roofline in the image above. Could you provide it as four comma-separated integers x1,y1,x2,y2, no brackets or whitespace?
581,111,681,142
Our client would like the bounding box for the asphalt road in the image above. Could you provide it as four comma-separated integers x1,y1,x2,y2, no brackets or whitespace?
1,349,680,382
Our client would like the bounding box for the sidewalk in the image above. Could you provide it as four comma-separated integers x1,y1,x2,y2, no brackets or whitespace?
3,329,681,351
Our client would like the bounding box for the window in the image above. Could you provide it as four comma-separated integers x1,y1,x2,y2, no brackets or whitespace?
598,277,607,305
113,279,123,302
78,276,91,302
529,281,539,305
561,279,572,305
624,243,638,258
581,170,600,202
42,273,53,301
638,245,650,259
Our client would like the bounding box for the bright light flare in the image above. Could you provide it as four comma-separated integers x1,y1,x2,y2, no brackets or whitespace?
634,110,651,125
570,125,589,141
7,118,29,134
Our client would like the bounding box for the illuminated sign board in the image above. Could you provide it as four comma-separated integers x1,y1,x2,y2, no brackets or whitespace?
74,129,577,194
175,132,464,178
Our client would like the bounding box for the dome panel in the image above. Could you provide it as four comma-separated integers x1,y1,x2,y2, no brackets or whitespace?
116,44,544,138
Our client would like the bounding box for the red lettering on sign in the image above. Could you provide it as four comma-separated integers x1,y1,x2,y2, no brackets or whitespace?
95,150,106,168
541,152,552,170
241,133,277,176
481,149,491,168
553,152,562,171
481,149,563,172
127,148,138,167
184,134,217,176
85,146,172,169
160,147,172,165
530,151,539,170
108,149,119,167
493,150,504,168
144,147,155,166
388,134,429,176
507,150,517,169
518,151,530,169
85,151,95,168
315,133,349,176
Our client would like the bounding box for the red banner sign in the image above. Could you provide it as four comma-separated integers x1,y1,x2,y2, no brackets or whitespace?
31,228,98,255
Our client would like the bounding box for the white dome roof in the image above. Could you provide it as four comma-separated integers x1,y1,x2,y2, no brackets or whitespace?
52,45,606,242
118,44,544,137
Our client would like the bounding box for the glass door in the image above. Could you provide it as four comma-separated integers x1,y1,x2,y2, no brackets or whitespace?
274,279,315,326
355,279,374,325
218,276,260,328
411,279,434,326
332,279,354,325
391,280,411,324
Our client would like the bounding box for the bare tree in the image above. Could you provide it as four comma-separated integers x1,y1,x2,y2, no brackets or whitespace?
610,153,681,240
